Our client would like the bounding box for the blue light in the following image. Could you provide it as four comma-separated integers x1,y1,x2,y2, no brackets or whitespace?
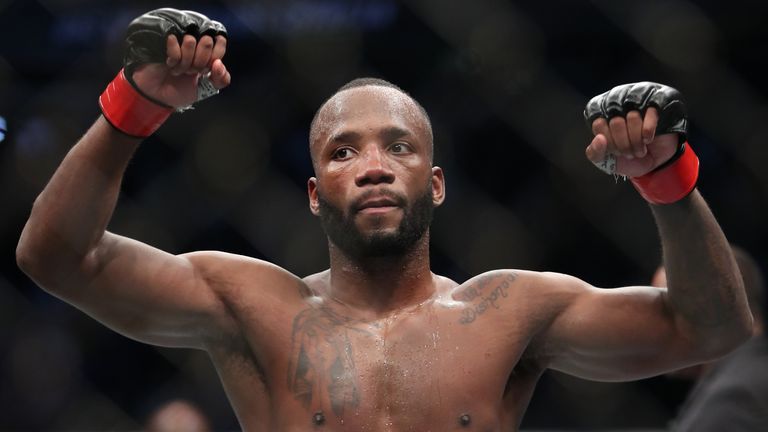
47,1,399,46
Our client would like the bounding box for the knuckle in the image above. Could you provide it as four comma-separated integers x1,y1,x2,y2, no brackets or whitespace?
591,117,607,130
643,125,655,136
200,36,214,48
609,116,625,127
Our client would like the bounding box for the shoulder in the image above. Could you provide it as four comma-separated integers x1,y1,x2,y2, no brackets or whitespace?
302,269,331,297
449,269,606,338
181,250,312,300
441,269,587,327
181,250,295,279
451,269,591,302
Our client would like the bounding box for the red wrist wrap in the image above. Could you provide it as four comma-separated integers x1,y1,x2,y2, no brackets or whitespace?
630,142,699,205
98,69,173,138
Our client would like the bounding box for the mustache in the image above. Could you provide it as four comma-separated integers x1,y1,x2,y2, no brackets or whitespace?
350,189,408,211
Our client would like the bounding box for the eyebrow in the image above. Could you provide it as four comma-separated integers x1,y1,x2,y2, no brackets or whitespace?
329,126,412,144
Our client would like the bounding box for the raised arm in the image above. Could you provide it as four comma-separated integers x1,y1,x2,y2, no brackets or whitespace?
15,9,242,349
533,83,752,380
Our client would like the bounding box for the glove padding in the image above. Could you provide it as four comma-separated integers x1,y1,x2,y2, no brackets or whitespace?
583,82,687,143
123,8,227,78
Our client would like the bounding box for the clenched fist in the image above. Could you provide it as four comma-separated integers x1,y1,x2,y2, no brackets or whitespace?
584,82,687,178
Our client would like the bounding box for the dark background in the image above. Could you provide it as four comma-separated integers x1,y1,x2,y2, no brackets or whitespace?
1,0,766,430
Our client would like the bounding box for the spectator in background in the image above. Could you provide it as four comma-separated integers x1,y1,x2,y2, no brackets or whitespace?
651,246,768,431
146,399,211,432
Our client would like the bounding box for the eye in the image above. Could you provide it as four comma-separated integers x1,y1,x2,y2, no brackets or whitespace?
331,147,354,160
390,142,412,154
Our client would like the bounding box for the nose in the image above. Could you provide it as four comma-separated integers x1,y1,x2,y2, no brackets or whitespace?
355,145,395,186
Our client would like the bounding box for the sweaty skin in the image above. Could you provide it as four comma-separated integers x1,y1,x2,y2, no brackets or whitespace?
16,31,752,431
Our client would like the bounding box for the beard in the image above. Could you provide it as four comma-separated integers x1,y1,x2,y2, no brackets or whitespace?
317,184,434,258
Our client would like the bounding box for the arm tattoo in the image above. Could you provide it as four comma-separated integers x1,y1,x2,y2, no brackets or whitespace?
287,306,371,416
458,272,517,325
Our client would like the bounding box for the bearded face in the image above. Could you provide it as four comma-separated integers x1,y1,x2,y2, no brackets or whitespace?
308,85,444,257
317,182,434,258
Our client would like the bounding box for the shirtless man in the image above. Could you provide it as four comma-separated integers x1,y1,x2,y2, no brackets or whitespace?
16,9,753,431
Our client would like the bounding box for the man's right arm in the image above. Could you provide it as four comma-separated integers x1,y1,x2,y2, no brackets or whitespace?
15,15,248,349
17,116,230,349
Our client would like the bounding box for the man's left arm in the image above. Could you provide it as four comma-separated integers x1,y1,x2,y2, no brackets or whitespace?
536,190,751,381
535,82,752,381
652,188,751,355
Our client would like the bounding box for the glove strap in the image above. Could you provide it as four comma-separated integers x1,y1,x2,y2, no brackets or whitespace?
630,141,699,205
99,69,173,138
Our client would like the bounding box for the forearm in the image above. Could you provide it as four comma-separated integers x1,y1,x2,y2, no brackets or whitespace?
652,189,752,353
17,116,141,286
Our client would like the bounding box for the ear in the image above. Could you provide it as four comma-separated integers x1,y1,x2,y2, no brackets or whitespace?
431,166,446,207
308,177,321,216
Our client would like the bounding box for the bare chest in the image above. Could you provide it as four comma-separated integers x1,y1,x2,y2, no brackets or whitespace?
216,272,539,430
264,303,530,430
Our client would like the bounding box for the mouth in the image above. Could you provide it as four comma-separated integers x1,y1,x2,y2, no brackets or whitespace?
358,205,399,215
355,196,402,214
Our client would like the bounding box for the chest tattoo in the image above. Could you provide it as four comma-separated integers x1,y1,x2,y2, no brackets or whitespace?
287,305,372,416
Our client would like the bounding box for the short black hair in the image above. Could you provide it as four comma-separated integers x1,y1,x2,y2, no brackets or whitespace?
309,77,433,152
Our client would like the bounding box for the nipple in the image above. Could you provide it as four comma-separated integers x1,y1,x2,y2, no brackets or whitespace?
313,411,325,426
459,413,471,426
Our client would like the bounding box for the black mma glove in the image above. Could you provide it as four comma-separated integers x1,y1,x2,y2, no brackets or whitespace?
583,82,698,204
99,8,227,138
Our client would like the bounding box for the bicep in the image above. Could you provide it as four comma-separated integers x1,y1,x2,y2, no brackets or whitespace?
539,273,700,381
61,232,233,348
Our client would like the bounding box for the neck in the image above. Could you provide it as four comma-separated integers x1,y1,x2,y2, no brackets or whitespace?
325,232,435,316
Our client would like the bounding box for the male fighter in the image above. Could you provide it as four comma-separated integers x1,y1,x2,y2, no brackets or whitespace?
16,9,752,431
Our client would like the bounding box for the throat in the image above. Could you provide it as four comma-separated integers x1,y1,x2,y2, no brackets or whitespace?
326,243,435,315
329,274,436,317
